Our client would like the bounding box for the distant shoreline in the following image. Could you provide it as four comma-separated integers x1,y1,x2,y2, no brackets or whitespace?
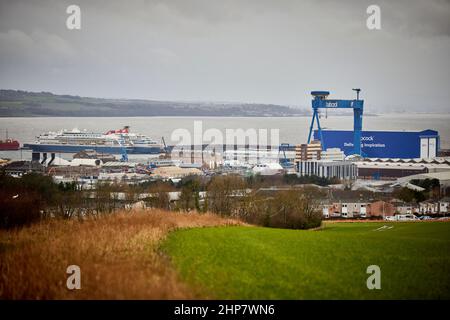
1,90,447,117
0,89,307,118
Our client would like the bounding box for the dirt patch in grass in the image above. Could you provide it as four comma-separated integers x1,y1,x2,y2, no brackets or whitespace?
0,209,241,299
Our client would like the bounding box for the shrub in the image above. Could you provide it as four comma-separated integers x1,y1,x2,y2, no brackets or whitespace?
245,189,322,230
0,191,42,229
177,178,201,212
0,173,55,228
207,175,246,215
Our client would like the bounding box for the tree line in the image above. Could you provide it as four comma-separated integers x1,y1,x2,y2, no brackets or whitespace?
0,172,324,230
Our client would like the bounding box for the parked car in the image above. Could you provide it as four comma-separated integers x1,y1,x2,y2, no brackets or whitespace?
395,214,419,221
419,216,433,220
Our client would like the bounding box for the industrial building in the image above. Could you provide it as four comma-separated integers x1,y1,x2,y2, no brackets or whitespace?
356,158,450,180
357,162,428,180
295,140,322,161
314,129,439,159
299,89,444,181
151,166,203,179
294,139,351,179
1,160,45,176
396,171,450,196
321,148,345,161
297,160,357,180
73,150,116,162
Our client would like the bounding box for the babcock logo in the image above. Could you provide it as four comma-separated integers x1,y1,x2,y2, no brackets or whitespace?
361,136,374,141
325,102,338,108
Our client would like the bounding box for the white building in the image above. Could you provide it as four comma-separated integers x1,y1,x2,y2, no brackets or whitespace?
224,148,295,166
252,162,284,176
297,160,357,180
340,202,368,218
396,205,419,214
439,200,449,214
419,202,439,214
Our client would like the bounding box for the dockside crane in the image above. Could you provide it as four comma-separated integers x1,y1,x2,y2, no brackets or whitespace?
118,135,128,162
161,136,169,154
307,89,364,156
278,143,294,168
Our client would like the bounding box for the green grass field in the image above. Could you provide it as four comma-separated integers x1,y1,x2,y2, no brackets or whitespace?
163,222,450,299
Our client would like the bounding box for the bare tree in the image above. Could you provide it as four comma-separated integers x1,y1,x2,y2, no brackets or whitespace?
207,175,246,216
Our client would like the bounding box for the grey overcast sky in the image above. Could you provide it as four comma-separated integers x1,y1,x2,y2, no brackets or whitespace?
0,0,449,112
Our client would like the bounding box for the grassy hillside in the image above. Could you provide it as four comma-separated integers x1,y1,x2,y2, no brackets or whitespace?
163,222,450,299
3,212,448,300
0,210,241,299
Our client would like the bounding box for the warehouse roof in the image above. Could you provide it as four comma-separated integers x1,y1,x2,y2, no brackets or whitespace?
44,157,71,166
102,161,136,168
151,166,202,178
356,162,429,170
362,157,450,164
397,171,450,186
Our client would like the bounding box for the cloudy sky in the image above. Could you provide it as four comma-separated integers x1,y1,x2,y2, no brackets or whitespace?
0,0,449,112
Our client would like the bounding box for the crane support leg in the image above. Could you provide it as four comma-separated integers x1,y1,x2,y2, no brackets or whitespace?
353,108,363,155
307,110,317,144
307,110,324,148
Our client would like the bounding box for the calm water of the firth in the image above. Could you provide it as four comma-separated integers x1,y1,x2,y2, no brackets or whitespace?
1,114,449,161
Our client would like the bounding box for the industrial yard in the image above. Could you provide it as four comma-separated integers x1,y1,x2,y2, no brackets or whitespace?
3,124,449,306
2,90,449,221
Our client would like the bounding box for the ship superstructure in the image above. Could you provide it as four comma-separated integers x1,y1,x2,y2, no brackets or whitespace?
23,127,163,155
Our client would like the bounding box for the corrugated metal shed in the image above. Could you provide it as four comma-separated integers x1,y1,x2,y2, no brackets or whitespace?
397,171,450,186
102,161,136,168
70,158,101,166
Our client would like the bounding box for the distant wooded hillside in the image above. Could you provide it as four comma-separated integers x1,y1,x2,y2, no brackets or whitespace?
0,90,307,117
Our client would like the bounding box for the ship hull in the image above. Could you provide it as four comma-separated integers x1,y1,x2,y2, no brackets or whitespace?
23,143,162,155
0,145,20,151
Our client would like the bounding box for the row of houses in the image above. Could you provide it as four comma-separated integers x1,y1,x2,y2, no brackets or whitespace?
322,198,450,218
395,200,449,215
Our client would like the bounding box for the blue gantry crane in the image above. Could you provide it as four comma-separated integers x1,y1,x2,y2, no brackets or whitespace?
307,89,364,156
278,143,294,168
